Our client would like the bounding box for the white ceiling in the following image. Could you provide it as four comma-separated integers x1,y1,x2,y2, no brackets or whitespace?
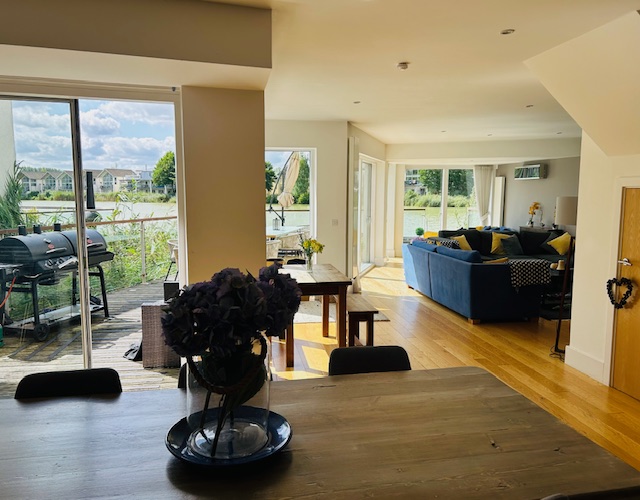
213,0,640,146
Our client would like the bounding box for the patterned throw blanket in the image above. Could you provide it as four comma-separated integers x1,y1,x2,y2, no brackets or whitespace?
507,259,551,288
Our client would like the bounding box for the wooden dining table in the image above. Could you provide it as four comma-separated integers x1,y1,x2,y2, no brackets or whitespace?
283,263,352,367
2,367,640,499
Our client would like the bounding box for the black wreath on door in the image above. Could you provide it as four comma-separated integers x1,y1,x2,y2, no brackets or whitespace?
606,277,634,309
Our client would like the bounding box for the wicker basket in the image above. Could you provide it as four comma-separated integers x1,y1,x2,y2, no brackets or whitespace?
141,301,180,368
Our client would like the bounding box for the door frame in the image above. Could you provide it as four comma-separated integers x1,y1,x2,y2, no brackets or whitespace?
604,176,640,386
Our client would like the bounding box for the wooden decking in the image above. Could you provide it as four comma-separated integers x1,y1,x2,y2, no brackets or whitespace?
0,281,180,398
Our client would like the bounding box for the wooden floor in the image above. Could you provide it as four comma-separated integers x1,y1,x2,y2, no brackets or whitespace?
2,259,640,474
0,281,180,398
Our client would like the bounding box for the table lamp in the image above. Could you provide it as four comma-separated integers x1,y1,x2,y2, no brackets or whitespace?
555,196,578,228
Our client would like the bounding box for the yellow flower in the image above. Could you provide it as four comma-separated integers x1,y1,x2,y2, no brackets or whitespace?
300,235,325,256
528,201,541,215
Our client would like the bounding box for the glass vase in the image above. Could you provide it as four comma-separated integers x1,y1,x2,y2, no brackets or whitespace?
305,255,313,271
185,335,271,460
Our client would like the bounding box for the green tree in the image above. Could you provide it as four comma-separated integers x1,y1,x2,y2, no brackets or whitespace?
292,155,309,204
418,169,442,194
152,151,175,190
417,169,472,196
265,161,276,192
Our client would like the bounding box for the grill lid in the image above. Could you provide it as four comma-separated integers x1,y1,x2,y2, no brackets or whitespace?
0,231,74,264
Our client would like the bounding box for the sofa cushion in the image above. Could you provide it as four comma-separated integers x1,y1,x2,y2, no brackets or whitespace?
451,234,472,251
438,229,482,251
411,239,438,252
491,232,511,254
540,231,566,254
547,232,572,255
435,245,483,263
501,234,524,255
519,229,562,255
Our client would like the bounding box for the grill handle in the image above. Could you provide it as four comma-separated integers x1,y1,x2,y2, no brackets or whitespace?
87,242,105,250
45,248,66,254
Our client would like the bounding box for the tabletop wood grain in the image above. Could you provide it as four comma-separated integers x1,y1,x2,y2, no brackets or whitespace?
1,367,639,499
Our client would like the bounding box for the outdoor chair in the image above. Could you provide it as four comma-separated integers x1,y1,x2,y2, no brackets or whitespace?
14,368,123,399
328,345,411,376
165,239,179,281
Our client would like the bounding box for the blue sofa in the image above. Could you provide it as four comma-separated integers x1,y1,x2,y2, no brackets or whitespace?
402,241,544,323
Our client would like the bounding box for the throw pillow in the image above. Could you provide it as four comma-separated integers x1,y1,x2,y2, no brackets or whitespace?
451,234,472,251
501,235,524,255
540,231,566,254
547,232,572,255
490,232,511,254
484,257,509,264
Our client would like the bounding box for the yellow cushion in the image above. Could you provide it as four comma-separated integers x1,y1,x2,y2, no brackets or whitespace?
451,235,472,251
484,257,509,264
548,232,572,255
491,233,511,254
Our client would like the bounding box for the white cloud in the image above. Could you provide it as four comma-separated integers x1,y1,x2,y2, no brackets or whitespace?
91,100,175,127
10,99,175,171
81,108,120,136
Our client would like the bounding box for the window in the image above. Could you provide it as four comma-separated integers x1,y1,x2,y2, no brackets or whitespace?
403,167,480,238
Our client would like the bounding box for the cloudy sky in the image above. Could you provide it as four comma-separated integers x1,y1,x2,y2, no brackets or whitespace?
11,99,176,172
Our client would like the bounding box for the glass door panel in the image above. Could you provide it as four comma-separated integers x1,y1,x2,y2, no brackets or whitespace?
357,161,372,272
0,97,87,374
0,96,178,397
404,168,443,238
445,169,479,229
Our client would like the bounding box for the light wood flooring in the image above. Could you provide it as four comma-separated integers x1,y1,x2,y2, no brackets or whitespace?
271,259,640,472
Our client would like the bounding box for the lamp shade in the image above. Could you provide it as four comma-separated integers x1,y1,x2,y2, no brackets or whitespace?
555,196,578,226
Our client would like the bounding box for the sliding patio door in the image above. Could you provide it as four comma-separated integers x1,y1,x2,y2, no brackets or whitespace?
0,97,94,368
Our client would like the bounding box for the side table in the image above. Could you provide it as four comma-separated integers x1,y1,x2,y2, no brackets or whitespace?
141,300,180,368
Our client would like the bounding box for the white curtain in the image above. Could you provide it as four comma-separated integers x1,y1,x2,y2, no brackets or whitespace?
473,165,495,226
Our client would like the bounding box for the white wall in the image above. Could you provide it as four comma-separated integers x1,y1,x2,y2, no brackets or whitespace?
266,120,349,274
566,133,640,382
497,157,580,231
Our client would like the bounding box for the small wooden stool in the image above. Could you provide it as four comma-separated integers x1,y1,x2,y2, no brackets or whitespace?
347,295,378,346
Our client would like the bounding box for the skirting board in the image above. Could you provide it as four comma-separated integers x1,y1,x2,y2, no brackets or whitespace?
565,345,609,385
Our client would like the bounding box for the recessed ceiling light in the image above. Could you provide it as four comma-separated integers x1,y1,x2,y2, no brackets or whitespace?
526,104,534,108
500,28,515,35
397,62,410,70
441,130,447,133
353,101,361,104
487,134,493,137
557,132,563,135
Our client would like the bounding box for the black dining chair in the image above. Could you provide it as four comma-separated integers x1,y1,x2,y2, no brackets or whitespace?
14,367,123,399
285,258,306,265
328,345,411,376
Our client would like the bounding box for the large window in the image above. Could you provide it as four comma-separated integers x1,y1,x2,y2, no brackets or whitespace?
265,150,312,229
404,167,480,238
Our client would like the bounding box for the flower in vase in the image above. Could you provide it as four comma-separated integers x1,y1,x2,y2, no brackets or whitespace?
299,235,325,260
161,264,301,391
528,201,541,225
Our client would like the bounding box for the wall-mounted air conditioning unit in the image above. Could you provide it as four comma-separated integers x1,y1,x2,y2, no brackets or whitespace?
514,164,547,180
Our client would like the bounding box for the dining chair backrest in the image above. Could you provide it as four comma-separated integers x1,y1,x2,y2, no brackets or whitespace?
14,368,123,399
328,346,411,376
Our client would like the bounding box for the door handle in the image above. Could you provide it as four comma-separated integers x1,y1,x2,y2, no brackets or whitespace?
618,258,632,266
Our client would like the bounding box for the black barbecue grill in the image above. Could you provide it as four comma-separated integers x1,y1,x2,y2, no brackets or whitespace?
0,227,114,340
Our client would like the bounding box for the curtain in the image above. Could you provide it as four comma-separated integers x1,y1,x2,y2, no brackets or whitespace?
473,165,495,226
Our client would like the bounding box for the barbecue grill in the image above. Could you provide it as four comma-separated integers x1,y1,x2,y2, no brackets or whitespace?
0,226,114,340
